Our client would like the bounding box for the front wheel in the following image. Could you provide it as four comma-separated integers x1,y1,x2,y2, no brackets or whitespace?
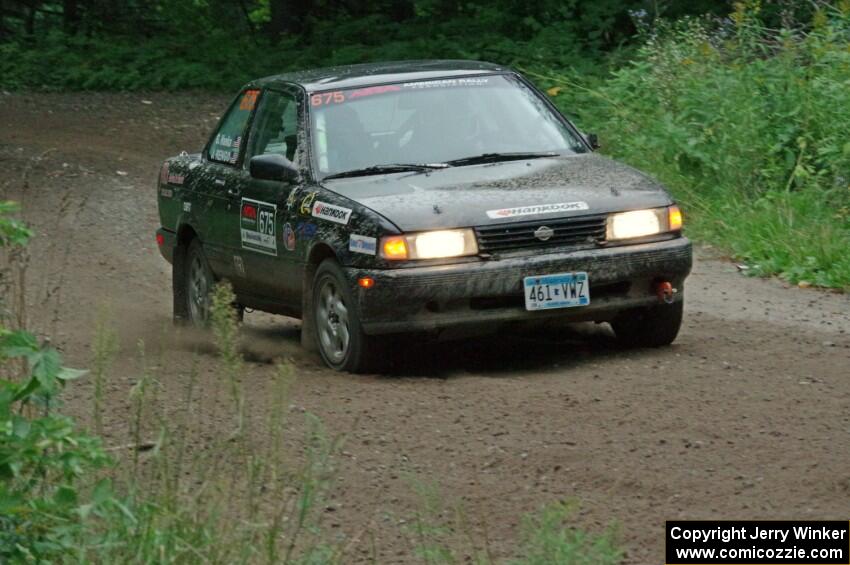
312,260,379,373
611,300,684,348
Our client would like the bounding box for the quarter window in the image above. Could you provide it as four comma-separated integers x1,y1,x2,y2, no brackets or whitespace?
208,89,259,165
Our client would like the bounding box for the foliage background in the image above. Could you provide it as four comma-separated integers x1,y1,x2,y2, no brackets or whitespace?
0,0,777,91
1,0,848,290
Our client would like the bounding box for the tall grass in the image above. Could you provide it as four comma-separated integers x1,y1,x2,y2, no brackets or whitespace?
2,194,623,561
78,282,343,563
544,4,850,288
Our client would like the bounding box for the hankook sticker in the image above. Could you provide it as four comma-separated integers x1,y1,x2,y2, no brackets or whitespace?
349,234,377,255
486,201,589,219
312,201,352,225
240,198,277,255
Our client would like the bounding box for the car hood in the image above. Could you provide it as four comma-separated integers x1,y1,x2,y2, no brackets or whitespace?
322,154,673,231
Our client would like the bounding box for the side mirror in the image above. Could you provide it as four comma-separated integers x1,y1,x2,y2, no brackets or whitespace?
249,154,300,183
586,133,600,151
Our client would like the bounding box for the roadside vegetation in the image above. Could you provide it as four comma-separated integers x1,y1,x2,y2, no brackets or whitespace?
0,205,622,562
0,0,850,290
1,2,848,556
2,1,848,289
543,3,850,289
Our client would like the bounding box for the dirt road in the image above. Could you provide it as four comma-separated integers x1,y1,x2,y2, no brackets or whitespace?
2,92,849,563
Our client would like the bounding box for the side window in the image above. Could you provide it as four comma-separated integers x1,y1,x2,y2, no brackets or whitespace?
245,89,301,163
208,89,259,165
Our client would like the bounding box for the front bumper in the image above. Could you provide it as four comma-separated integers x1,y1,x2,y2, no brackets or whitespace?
347,237,692,335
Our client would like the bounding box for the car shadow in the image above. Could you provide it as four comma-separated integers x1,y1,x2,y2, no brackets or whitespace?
378,322,625,377
235,317,649,378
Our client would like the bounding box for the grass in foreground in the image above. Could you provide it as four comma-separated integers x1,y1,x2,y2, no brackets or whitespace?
1,198,622,563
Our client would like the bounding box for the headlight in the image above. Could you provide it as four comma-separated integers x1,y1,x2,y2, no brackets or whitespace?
606,206,682,241
380,229,478,260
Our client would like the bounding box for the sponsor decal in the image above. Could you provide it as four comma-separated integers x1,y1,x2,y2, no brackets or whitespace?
283,222,296,251
285,189,299,210
212,132,242,163
233,255,246,277
348,85,402,99
309,80,489,108
312,201,352,225
403,78,489,89
486,201,589,219
239,89,259,111
183,201,191,212
299,191,317,215
310,91,346,107
167,173,185,185
240,198,277,255
296,222,318,240
349,234,377,255
215,133,235,147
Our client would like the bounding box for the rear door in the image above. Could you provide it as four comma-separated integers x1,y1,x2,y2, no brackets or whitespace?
197,88,260,282
238,86,307,306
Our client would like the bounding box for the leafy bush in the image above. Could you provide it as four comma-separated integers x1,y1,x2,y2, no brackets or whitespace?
545,4,850,288
0,329,111,562
0,202,110,562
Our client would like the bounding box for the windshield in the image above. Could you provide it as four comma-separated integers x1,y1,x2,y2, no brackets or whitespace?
309,74,587,177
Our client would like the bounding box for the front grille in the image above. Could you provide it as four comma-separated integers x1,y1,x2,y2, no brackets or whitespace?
475,214,607,253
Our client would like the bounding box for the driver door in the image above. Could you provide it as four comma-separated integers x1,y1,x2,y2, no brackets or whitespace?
239,86,307,307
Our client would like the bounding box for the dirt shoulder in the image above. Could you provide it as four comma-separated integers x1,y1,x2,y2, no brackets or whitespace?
2,92,849,563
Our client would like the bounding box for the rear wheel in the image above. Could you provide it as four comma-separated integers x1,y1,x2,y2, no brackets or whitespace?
185,239,214,328
312,259,379,373
611,300,683,348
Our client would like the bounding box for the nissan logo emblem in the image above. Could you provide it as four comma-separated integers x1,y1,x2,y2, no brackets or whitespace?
534,226,554,241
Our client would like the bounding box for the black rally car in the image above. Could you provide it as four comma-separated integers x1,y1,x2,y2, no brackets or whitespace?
155,60,692,372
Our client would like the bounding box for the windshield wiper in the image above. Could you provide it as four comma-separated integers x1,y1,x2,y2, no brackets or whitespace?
446,152,560,167
323,163,450,180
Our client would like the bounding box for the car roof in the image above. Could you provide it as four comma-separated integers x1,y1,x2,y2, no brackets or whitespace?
251,60,511,92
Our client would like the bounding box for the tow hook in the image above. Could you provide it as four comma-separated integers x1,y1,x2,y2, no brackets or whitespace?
655,281,676,304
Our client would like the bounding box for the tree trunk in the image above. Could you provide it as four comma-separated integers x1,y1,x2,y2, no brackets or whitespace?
63,0,79,33
268,0,313,37
268,0,286,37
237,0,256,36
25,2,37,35
387,0,414,22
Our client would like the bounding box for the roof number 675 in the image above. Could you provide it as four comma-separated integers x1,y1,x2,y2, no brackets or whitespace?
311,92,345,107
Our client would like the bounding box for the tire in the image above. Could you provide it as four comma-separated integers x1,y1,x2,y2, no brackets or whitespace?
311,259,379,373
611,300,684,348
184,239,215,328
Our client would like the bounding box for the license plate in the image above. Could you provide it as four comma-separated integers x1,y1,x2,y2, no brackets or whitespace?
523,272,590,311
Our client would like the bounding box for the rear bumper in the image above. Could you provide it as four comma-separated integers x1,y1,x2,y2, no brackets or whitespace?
347,237,692,335
156,227,176,264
